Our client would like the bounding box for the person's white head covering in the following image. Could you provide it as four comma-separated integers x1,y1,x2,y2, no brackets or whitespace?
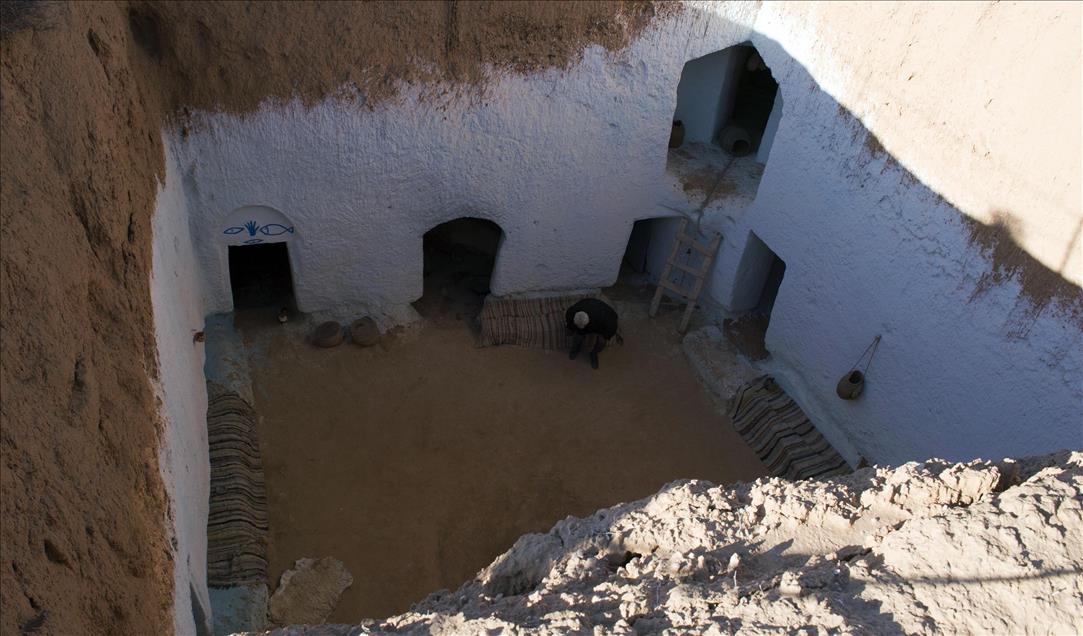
573,311,590,329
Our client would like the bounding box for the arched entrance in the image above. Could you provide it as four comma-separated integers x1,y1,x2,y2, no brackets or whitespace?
620,216,685,285
221,206,297,311
414,217,503,327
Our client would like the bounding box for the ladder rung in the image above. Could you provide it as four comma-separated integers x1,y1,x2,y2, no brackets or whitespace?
679,234,715,255
660,280,695,299
668,259,700,276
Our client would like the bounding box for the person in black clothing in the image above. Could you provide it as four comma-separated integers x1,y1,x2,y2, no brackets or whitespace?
565,298,621,370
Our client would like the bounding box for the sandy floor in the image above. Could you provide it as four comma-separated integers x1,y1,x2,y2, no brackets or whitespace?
240,293,767,622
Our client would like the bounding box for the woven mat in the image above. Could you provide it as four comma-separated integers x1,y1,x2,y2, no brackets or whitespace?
728,376,850,481
479,293,603,349
206,386,268,586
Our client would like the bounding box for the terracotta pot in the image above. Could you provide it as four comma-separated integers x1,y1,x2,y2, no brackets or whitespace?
719,123,753,156
836,369,865,400
669,120,685,149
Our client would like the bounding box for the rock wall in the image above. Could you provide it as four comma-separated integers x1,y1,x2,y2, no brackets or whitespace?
256,451,1083,634
1,3,175,634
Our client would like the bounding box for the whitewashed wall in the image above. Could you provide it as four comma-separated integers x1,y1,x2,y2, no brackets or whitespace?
151,139,210,636
714,2,1082,465
168,0,1080,467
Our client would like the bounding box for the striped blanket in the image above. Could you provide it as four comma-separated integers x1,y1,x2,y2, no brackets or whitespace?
479,293,602,349
206,386,269,586
728,376,850,480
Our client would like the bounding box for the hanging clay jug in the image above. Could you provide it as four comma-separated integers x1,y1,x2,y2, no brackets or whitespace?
836,369,865,400
669,120,685,148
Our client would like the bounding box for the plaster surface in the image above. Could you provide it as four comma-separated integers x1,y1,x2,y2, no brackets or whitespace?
150,139,211,635
170,1,1080,469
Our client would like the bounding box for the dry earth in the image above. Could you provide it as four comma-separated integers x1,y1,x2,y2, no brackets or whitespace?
243,297,767,622
250,451,1083,635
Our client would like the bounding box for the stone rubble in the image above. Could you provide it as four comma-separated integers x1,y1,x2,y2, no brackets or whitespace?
246,451,1082,635
268,558,354,627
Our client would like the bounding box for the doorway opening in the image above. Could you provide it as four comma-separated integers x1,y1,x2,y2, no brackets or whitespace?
669,44,779,159
620,217,684,285
725,233,786,360
415,217,503,328
227,242,296,311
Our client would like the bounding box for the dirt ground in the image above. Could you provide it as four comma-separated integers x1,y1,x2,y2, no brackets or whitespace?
241,294,767,622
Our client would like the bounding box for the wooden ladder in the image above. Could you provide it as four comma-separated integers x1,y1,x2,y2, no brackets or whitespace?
648,218,722,333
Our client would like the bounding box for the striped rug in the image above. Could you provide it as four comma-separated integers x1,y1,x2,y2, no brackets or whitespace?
206,385,269,586
728,376,850,481
479,293,603,349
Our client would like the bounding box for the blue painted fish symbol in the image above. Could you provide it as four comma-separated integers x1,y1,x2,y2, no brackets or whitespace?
259,224,295,236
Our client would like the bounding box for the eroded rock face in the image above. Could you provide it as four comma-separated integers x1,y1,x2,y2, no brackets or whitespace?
253,452,1082,635
268,558,353,626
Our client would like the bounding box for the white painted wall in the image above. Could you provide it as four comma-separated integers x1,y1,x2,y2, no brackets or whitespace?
753,1,1082,287
699,3,1082,465
755,90,782,164
174,28,754,319
151,138,210,636
166,0,1081,469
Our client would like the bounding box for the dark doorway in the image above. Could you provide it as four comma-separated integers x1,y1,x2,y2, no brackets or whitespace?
723,47,779,157
753,252,786,317
725,234,785,360
228,242,296,311
415,218,502,328
620,217,685,286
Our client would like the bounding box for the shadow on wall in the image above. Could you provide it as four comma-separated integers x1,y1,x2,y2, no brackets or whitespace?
678,15,1082,462
963,210,1083,337
718,34,1083,341
856,130,1082,335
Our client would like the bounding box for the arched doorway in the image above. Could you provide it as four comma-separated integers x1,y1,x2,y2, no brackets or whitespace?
221,206,297,312
620,216,685,285
415,217,503,328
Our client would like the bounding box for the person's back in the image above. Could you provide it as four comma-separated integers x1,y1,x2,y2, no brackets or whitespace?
565,298,620,369
565,298,618,338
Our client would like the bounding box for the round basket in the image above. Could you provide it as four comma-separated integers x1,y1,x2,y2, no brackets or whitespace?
313,321,344,348
349,317,380,347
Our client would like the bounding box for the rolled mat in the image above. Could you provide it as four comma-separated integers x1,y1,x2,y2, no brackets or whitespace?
206,386,269,586
479,293,607,349
728,376,850,480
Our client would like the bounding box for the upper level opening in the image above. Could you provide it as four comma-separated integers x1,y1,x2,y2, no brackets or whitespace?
667,45,781,208
669,44,780,160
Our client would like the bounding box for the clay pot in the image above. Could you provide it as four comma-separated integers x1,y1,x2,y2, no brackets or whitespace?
669,120,685,149
313,321,344,348
836,370,865,400
719,123,753,156
349,317,380,347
